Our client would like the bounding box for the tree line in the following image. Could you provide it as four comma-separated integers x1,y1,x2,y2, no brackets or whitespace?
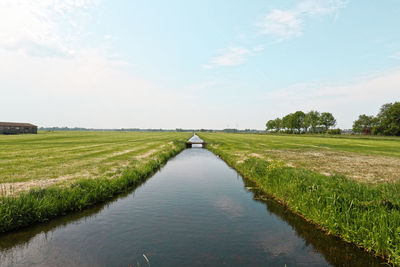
266,111,337,134
352,102,400,136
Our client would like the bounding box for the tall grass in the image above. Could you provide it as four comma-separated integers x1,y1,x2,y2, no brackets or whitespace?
204,140,400,265
0,141,186,233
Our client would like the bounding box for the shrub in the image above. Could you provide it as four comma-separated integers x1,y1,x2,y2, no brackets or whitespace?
327,128,341,135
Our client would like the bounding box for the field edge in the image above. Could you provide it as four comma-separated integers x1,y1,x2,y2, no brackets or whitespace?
0,140,187,233
201,136,399,265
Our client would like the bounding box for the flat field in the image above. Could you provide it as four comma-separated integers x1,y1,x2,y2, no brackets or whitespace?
200,133,400,183
0,131,191,196
199,132,400,264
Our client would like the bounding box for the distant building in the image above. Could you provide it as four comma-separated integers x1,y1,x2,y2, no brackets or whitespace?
0,122,38,134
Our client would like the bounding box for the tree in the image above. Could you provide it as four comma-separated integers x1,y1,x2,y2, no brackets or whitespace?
274,118,283,132
292,111,306,133
378,103,393,117
319,112,336,132
372,102,400,136
306,111,320,134
266,120,276,132
372,103,392,135
283,113,295,133
302,115,310,133
352,114,376,134
266,118,283,133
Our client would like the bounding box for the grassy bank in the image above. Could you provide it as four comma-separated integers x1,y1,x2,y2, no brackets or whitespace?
200,133,400,264
200,133,400,183
0,132,190,232
0,131,191,195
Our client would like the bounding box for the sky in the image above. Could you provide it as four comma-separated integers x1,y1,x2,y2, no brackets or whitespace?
1,0,400,129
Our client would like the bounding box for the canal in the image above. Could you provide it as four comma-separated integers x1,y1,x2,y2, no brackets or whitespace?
0,148,384,266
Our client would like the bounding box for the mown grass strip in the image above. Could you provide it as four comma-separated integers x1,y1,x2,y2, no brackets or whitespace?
0,141,186,233
202,135,400,265
0,132,191,183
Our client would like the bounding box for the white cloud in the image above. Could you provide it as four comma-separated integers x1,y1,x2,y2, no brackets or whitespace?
263,69,400,128
206,0,347,69
252,46,264,52
0,48,198,128
104,35,113,40
392,51,400,60
260,9,303,40
207,47,252,67
214,197,244,218
0,1,239,129
0,0,96,57
259,0,347,40
0,2,202,128
183,81,220,92
297,0,347,16
205,45,266,68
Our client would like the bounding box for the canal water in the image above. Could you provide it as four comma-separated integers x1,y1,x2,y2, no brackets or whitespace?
0,148,384,266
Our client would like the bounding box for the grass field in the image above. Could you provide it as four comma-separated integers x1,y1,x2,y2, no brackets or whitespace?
199,132,400,264
0,131,190,232
0,131,191,196
200,133,400,183
3,131,400,263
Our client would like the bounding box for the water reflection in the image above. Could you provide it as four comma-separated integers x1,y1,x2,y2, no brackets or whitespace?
0,179,149,264
191,143,203,148
0,148,387,266
243,179,385,266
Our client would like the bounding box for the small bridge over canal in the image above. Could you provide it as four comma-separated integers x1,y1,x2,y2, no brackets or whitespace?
186,134,206,148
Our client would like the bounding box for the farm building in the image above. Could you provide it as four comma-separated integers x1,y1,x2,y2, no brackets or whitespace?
0,122,38,134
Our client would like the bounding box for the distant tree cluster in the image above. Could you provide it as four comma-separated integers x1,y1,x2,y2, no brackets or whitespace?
223,128,239,133
352,102,400,136
266,111,337,134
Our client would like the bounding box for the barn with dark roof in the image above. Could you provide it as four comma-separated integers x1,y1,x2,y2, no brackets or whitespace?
0,122,37,134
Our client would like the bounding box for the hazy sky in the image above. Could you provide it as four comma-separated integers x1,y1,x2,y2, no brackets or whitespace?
1,0,400,129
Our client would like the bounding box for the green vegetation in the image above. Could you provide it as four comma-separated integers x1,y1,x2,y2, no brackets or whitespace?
353,114,376,135
0,131,190,232
353,102,400,136
266,110,337,134
0,131,190,187
268,102,400,136
199,132,400,264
